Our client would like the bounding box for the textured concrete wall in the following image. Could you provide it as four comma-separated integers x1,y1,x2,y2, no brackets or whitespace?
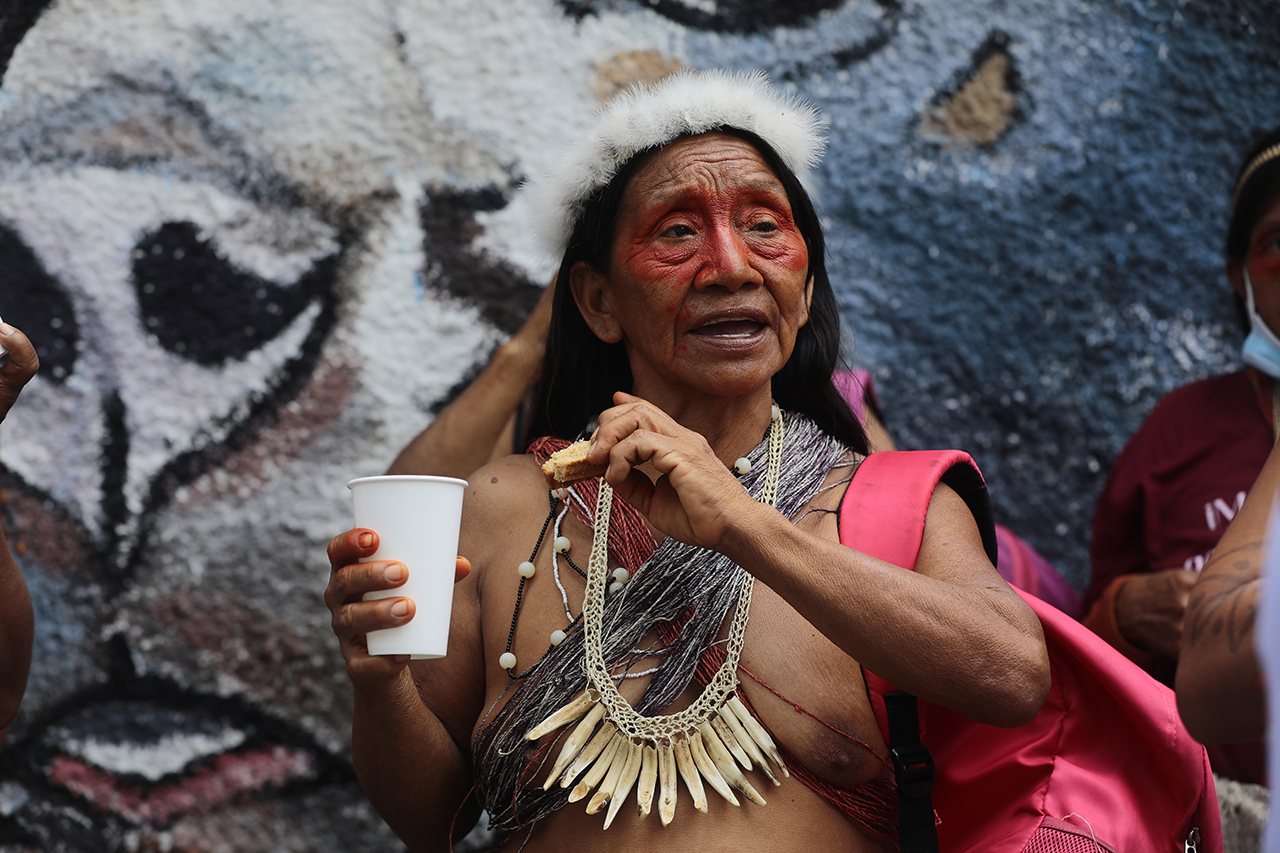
0,1,1275,850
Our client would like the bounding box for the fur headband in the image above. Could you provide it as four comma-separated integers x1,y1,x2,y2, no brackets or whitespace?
527,68,827,260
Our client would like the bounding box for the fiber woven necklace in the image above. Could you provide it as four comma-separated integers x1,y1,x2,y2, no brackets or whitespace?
473,409,852,840
523,404,787,829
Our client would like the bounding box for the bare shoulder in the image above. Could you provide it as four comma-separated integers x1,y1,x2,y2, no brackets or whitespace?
460,454,555,570
464,453,550,522
917,481,1002,585
795,449,862,540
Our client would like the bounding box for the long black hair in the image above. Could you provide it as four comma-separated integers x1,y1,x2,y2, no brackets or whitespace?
1226,127,1280,332
523,128,869,455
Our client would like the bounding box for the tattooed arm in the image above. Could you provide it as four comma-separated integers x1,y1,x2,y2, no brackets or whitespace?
1174,439,1279,744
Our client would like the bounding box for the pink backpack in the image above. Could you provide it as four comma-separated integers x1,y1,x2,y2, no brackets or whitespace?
840,450,1222,853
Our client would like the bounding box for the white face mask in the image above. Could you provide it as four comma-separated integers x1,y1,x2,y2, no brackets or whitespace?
1242,269,1280,378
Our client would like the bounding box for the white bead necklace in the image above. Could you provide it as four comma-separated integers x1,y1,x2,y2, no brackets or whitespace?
523,404,788,828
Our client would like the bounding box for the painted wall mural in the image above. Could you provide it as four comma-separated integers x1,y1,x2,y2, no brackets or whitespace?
0,0,1275,850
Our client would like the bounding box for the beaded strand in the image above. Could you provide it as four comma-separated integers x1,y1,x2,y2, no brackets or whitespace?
501,491,559,676
501,490,598,676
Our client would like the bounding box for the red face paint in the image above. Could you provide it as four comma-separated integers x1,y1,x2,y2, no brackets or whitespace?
595,133,813,404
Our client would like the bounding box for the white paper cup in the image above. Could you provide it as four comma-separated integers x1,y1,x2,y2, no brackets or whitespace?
347,475,466,659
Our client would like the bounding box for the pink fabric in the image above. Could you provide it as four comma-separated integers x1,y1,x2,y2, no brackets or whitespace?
994,524,1081,618
841,451,1222,853
833,368,875,423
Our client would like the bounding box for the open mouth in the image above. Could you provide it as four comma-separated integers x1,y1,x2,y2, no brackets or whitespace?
690,319,767,339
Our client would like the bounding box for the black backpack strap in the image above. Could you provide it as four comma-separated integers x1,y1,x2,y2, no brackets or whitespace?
885,691,939,853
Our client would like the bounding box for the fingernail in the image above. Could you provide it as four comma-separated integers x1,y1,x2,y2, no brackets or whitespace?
0,323,13,336
391,600,409,617
357,532,374,549
385,564,405,583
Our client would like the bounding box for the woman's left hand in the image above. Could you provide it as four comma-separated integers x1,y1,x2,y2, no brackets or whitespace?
589,391,765,550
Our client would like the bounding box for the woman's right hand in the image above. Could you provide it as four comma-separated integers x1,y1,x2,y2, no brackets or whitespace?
1114,568,1199,657
324,529,471,684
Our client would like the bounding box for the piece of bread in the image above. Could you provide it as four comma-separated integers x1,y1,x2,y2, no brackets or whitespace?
541,440,607,487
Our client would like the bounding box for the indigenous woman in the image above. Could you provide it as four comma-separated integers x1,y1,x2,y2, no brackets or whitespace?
325,70,1049,852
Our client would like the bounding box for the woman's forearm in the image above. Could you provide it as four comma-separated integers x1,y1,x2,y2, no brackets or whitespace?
389,281,553,478
722,494,1048,728
350,668,476,850
1175,440,1280,743
387,335,545,478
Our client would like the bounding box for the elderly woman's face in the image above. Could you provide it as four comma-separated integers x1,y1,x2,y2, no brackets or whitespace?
579,132,813,401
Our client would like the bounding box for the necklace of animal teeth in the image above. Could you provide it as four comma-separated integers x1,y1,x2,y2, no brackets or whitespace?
524,403,789,829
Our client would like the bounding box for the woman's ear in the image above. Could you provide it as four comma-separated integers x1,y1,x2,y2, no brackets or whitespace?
569,261,624,343
797,275,814,328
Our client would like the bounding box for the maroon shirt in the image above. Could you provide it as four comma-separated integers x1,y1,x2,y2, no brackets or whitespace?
1090,371,1274,595
1087,368,1272,784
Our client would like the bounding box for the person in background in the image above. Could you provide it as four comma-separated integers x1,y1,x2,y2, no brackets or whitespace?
0,321,40,745
1085,128,1280,788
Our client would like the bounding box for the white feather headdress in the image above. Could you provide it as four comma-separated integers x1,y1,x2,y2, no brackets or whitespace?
527,68,827,260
